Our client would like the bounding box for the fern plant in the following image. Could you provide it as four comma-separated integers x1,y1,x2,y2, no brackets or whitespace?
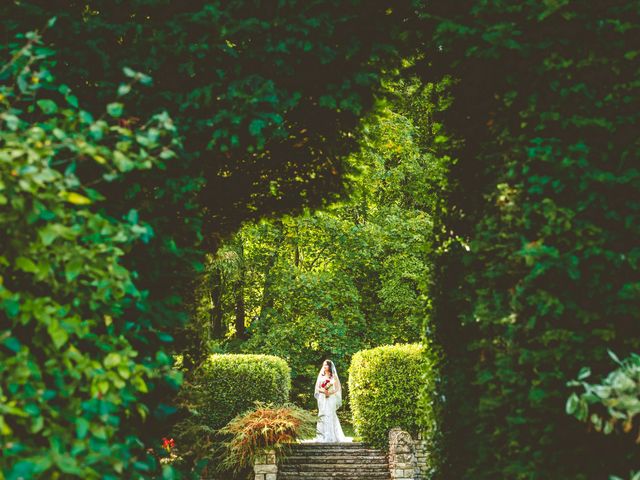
218,403,316,472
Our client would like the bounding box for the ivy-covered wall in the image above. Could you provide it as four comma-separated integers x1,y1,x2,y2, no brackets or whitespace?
419,2,640,478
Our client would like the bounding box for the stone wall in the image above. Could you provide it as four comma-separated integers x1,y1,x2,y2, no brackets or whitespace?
253,449,277,480
388,427,429,480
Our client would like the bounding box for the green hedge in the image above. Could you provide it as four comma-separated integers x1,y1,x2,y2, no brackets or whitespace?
419,2,640,478
193,354,291,431
349,344,434,448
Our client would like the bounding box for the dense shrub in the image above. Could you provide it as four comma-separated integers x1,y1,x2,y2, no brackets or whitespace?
349,344,436,449
0,28,181,478
195,354,291,431
419,2,640,478
171,354,290,476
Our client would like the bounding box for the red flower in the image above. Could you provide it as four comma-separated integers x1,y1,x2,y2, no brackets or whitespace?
162,437,175,452
321,379,331,390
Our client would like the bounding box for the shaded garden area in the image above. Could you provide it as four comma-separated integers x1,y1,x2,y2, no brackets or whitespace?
1,1,639,479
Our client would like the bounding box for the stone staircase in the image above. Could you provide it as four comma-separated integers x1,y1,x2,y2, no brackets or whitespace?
278,442,390,480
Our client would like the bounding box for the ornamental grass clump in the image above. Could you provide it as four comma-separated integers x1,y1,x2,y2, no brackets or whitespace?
218,403,316,472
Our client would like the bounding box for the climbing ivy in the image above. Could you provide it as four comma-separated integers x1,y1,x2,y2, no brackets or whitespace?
2,0,422,237
0,27,181,478
419,2,640,478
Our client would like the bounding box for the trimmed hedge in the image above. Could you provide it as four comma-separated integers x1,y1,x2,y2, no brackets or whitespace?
193,354,291,431
349,344,434,448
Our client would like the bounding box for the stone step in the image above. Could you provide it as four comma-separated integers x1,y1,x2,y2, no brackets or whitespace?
278,472,390,480
279,478,389,480
290,445,379,448
285,451,386,458
281,455,388,465
293,442,367,448
280,461,390,468
289,446,384,453
280,464,389,472
278,473,391,480
290,445,379,450
276,442,391,479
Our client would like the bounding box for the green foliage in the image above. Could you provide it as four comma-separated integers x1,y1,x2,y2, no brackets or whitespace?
611,474,640,480
349,344,434,451
0,1,423,379
419,1,640,478
171,353,291,474
218,403,316,472
1,4,425,477
3,0,420,239
242,259,369,406
567,351,640,439
0,29,181,478
185,354,290,432
191,78,445,409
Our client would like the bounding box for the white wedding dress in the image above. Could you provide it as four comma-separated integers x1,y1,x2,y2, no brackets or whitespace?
313,365,347,442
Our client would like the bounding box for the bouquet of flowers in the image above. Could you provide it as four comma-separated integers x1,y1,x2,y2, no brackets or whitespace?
320,379,333,394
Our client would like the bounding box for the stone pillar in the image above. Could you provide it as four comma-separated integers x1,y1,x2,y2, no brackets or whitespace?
253,448,277,480
388,428,417,480
388,428,430,480
413,432,429,480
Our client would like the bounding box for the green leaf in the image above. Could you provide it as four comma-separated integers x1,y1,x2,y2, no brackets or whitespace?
65,94,79,108
75,417,89,439
48,322,69,349
117,84,131,96
249,118,266,137
127,209,139,224
565,393,579,415
2,336,21,353
162,466,178,480
608,349,621,365
107,102,124,118
123,66,137,78
577,367,591,380
4,114,20,130
36,99,57,114
3,298,20,317
63,192,92,205
15,257,38,274
113,151,135,172
65,257,83,281
79,110,94,124
104,353,122,368
55,454,82,474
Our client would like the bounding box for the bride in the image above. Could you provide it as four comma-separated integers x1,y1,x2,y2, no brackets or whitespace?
313,359,347,442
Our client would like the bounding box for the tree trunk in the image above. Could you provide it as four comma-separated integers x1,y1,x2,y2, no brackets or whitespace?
209,267,224,338
234,235,247,339
258,221,285,328
294,222,301,268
